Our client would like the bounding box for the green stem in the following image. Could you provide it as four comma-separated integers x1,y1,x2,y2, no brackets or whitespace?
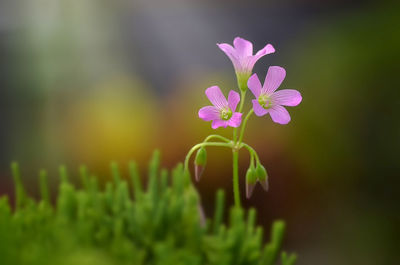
204,134,230,143
184,142,233,172
241,143,261,164
233,90,246,142
238,109,253,144
232,150,241,207
239,90,246,113
249,149,255,168
231,90,247,207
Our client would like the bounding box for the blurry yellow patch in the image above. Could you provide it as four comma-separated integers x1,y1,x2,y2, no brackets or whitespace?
62,76,159,166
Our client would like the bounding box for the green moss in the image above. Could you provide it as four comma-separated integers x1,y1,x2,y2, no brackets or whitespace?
0,151,296,265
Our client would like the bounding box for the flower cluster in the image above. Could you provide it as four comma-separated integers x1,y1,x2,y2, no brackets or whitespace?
200,37,301,127
186,37,302,205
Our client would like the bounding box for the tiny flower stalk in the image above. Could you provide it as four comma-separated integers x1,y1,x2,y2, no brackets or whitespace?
185,37,302,207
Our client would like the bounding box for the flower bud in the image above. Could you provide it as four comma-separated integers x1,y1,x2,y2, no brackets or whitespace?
256,163,269,191
194,147,207,181
245,167,257,199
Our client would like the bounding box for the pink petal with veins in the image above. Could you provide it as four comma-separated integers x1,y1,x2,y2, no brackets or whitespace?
263,66,286,94
246,44,275,70
271,89,302,106
205,86,228,109
228,112,242,127
252,100,269,117
255,43,275,57
211,119,229,129
248,73,262,98
233,37,253,57
228,90,240,111
269,105,291,124
198,106,220,121
217,43,240,69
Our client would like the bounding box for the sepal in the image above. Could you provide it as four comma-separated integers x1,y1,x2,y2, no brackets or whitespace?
245,167,257,199
256,163,269,191
194,147,207,181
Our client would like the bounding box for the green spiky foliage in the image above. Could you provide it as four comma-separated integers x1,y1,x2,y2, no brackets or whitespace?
0,151,296,265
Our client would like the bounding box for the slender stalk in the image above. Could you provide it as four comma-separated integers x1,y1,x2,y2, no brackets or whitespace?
231,90,247,207
184,142,233,172
232,150,241,207
238,109,254,144
241,143,261,164
233,90,246,142
249,149,255,168
204,134,230,143
239,90,246,114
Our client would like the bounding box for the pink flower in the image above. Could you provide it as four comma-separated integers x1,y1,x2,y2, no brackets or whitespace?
248,66,302,124
217,37,275,91
198,86,242,129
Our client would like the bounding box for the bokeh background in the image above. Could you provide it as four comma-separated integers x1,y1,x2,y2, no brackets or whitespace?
0,0,399,264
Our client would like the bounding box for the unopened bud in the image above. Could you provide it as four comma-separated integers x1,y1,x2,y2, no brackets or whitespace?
256,163,269,191
194,147,207,181
246,167,257,199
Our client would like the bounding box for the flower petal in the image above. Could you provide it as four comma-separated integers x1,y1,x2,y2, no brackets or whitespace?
228,112,242,127
217,43,240,69
252,99,268,117
233,37,253,57
205,86,228,109
228,90,240,111
245,44,275,70
269,105,291,124
241,56,257,73
271,89,302,106
248,73,262,98
198,106,220,121
255,43,275,57
246,181,256,199
211,119,229,129
263,66,286,94
242,44,275,72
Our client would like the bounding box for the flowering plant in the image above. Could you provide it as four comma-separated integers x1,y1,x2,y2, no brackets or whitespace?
185,37,302,206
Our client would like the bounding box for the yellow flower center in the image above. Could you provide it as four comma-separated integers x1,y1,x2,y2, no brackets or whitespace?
258,94,272,109
220,107,232,121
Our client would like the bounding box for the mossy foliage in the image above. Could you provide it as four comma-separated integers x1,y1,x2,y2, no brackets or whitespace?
0,151,296,265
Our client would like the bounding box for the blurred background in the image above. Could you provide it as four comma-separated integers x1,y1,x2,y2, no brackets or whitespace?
0,0,399,264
